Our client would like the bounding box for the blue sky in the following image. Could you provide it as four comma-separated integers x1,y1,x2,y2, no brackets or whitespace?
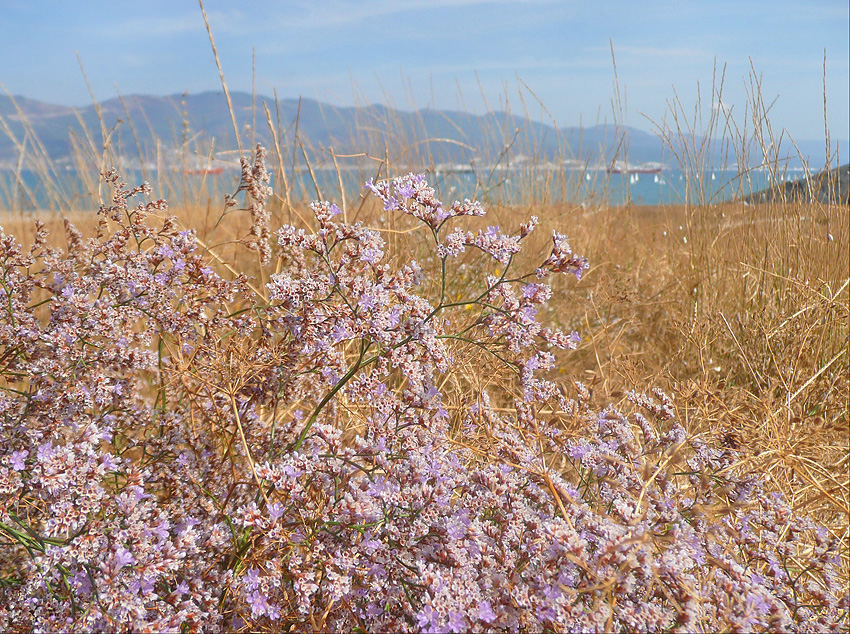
1,0,847,143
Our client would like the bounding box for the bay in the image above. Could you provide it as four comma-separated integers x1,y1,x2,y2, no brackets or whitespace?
0,165,809,213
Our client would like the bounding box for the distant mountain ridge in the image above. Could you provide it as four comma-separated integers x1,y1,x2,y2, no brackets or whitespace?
0,91,839,172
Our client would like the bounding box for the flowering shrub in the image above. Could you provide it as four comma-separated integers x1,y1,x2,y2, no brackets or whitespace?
0,147,845,632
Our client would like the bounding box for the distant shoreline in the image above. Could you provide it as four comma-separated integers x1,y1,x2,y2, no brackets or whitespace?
743,163,849,205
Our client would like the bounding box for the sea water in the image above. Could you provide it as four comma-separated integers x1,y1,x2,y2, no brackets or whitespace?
0,166,808,212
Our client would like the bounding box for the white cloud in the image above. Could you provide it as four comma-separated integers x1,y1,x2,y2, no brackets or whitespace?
250,0,564,30
588,45,711,61
90,8,247,39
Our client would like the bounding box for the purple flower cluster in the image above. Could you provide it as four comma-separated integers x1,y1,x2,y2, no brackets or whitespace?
0,150,844,632
365,173,485,230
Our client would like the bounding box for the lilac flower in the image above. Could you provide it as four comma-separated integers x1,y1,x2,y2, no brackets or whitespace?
360,532,381,552
282,464,303,478
330,322,350,343
267,502,285,522
71,570,92,595
321,366,340,385
387,305,401,328
520,305,538,323
569,441,592,460
478,600,497,623
537,605,558,622
446,522,466,541
148,520,170,544
113,547,136,569
383,196,400,212
522,283,539,298
100,453,119,471
243,568,260,592
36,442,55,463
157,245,175,259
247,590,280,620
558,569,577,588
416,604,441,631
359,293,377,311
9,450,27,471
361,246,383,264
397,183,415,199
447,611,466,632
176,516,200,535
363,178,383,197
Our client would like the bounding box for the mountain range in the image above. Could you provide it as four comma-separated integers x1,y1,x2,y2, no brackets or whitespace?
0,91,839,172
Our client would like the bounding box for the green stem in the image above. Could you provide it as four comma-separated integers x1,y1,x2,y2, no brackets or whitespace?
293,339,369,451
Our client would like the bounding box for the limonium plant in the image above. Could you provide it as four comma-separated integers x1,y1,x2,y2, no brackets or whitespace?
0,145,844,632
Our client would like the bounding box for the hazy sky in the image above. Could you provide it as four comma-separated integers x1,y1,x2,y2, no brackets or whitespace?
1,0,847,143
